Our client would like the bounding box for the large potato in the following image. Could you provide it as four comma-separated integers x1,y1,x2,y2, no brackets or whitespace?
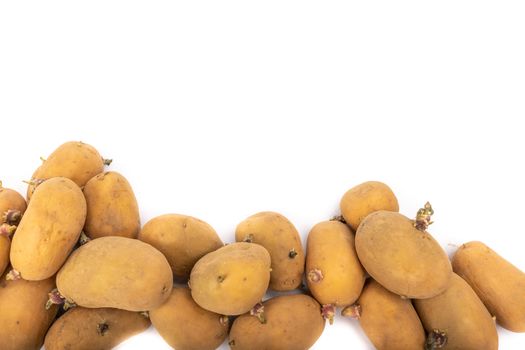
340,181,399,230
27,141,107,199
452,241,525,332
150,286,229,350
356,210,451,298
190,242,271,315
415,273,498,349
10,177,86,280
44,307,150,350
229,294,325,350
139,214,223,281
0,236,10,276
83,171,140,239
0,182,27,224
57,236,173,311
0,273,58,350
235,211,304,291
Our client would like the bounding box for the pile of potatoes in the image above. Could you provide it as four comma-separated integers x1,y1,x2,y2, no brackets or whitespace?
1,141,524,350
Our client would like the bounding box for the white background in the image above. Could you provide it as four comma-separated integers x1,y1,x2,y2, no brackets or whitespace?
1,1,525,349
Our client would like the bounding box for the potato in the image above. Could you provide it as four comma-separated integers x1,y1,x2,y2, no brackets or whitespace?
306,220,365,321
44,307,150,350
452,241,525,332
189,242,271,315
57,236,173,311
345,279,425,350
355,210,452,298
340,181,399,230
10,177,86,281
228,294,325,350
150,286,229,350
0,273,58,350
139,214,223,281
235,211,304,291
27,141,107,200
0,236,10,276
0,182,27,225
82,171,140,239
414,273,498,349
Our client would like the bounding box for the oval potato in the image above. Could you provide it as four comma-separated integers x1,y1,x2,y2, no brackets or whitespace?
0,236,10,276
0,183,27,224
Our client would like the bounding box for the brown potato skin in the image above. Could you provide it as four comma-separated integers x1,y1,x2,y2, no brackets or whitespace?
452,241,525,332
27,141,105,199
10,177,87,280
356,210,452,298
190,242,271,315
57,236,173,311
229,294,325,350
0,184,27,221
340,181,399,230
83,171,140,239
306,220,365,307
235,211,304,291
0,273,58,350
150,286,229,350
44,307,150,350
357,279,425,350
139,214,223,281
0,236,10,276
415,273,498,349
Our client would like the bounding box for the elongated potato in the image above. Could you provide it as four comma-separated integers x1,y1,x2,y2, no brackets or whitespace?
229,294,325,350
139,214,223,281
340,181,399,230
44,307,150,350
452,241,525,332
150,286,229,350
235,211,304,291
0,182,27,225
306,220,365,320
415,273,498,349
0,273,58,350
356,210,452,298
57,236,173,311
190,242,271,315
83,171,140,239
10,177,87,280
27,141,107,199
0,236,10,276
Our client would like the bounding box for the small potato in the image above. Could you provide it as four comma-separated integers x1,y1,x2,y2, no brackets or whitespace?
229,294,325,350
452,241,525,332
0,182,27,225
44,307,151,350
340,181,399,230
415,273,498,349
356,210,452,298
83,171,140,239
150,286,229,350
235,211,304,291
27,141,107,200
0,236,10,276
57,236,173,311
189,242,271,315
346,279,425,350
0,273,58,350
306,220,365,320
139,214,223,281
10,177,87,280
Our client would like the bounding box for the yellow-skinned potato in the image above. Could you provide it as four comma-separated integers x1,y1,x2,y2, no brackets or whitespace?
57,236,173,311
139,214,223,281
340,181,399,230
83,171,140,239
10,177,87,280
356,210,452,298
0,236,10,276
0,182,27,225
189,242,271,315
235,211,304,291
414,273,498,350
0,273,58,350
27,141,107,200
150,286,229,350
306,220,365,323
452,241,525,332
44,307,150,350
229,294,325,350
